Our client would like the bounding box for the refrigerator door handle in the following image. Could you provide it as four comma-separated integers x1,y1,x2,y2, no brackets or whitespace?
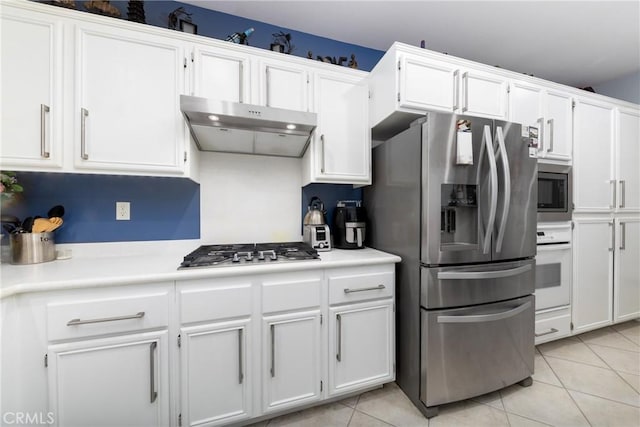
482,125,498,254
437,263,532,280
437,301,531,324
494,126,511,253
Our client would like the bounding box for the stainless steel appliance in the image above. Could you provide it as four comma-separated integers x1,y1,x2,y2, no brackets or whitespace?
364,112,537,418
303,197,331,251
535,223,571,311
537,163,572,222
178,242,320,269
333,200,367,249
180,95,317,158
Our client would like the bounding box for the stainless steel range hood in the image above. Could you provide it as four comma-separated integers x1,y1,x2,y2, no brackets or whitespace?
180,95,317,158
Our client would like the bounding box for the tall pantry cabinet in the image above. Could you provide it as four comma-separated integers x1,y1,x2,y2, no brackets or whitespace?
572,100,640,333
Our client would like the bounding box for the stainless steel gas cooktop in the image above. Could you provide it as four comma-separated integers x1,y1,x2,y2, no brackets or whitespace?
178,242,320,269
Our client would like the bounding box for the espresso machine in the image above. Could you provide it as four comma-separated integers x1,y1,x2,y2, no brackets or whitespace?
333,200,367,249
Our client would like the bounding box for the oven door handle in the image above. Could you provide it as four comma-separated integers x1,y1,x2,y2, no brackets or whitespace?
437,264,532,280
536,243,572,251
437,301,531,324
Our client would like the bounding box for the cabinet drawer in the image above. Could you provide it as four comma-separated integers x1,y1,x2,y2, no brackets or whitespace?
262,277,321,313
47,291,170,341
535,310,571,345
179,281,252,324
329,271,394,305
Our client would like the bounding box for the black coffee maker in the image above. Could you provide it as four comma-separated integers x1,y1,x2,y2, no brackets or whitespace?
333,200,367,249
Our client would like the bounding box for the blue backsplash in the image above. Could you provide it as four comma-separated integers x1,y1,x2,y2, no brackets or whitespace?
1,173,200,243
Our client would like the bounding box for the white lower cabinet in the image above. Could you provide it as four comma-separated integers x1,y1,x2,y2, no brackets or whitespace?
262,310,322,412
47,331,170,427
328,300,394,396
614,218,640,322
180,320,251,427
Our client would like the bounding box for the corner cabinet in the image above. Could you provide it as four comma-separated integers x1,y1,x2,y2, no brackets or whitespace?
74,23,187,174
0,5,64,169
303,70,370,185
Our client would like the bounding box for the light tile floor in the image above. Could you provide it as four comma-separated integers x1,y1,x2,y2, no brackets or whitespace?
249,319,640,427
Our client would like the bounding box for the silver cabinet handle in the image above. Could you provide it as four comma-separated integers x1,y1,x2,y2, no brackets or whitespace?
344,284,385,294
40,104,50,158
270,324,275,378
461,72,469,112
238,62,244,103
66,311,145,326
610,180,617,209
620,222,626,250
438,264,532,280
480,125,498,255
452,69,459,110
619,180,626,208
437,301,531,324
238,328,244,384
149,341,157,403
320,134,326,173
336,314,342,362
537,117,545,153
609,221,615,252
535,328,558,337
495,126,511,254
546,118,554,153
80,108,89,160
265,67,270,106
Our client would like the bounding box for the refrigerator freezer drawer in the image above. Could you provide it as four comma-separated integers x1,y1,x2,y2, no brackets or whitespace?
420,295,534,408
421,258,535,309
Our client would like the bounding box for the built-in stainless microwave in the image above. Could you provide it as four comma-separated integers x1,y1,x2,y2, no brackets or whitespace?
537,163,572,222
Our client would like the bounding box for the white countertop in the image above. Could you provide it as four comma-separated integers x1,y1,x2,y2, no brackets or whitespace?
0,240,401,299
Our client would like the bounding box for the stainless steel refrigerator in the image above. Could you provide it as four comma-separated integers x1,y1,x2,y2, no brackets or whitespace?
364,112,537,418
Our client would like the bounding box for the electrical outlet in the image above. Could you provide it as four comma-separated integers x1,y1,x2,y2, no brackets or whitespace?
116,202,130,221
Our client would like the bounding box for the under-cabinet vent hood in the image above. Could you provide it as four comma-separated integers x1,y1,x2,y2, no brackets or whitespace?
180,95,317,158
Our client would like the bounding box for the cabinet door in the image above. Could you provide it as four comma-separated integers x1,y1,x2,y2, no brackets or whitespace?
614,218,640,322
48,331,169,427
544,90,573,162
181,320,251,427
258,59,309,111
328,300,394,397
573,99,615,212
1,7,63,169
262,310,321,413
399,55,457,112
311,72,370,184
75,24,185,173
509,81,544,152
572,219,614,333
192,45,250,103
461,70,507,119
617,108,640,212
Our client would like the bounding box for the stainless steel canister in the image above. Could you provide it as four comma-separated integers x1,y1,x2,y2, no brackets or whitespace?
10,232,56,264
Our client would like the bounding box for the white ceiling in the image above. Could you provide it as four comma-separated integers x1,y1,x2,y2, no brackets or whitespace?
181,0,640,88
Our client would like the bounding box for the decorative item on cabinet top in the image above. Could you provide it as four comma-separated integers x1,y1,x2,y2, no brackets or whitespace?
180,95,317,158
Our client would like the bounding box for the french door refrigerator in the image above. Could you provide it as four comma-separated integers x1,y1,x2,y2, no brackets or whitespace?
364,112,537,418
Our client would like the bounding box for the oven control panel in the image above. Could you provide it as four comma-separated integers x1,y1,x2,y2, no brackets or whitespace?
536,224,571,245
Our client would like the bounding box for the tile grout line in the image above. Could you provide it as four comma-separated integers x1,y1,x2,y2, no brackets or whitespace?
577,327,640,352
350,408,396,427
578,332,640,386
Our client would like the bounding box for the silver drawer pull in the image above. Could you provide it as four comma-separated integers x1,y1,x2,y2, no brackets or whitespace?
67,311,145,326
344,285,385,294
535,328,559,337
149,341,157,403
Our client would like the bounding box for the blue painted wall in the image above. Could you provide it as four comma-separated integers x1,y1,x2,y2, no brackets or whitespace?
1,173,200,243
34,0,385,72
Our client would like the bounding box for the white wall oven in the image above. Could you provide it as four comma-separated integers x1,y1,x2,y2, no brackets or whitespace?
535,223,572,311
538,164,572,222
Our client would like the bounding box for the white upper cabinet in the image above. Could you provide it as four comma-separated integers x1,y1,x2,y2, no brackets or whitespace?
573,98,615,212
191,45,250,102
399,54,458,112
460,70,508,119
304,70,370,185
616,107,640,212
74,23,186,173
0,6,63,169
509,81,572,162
257,58,310,111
